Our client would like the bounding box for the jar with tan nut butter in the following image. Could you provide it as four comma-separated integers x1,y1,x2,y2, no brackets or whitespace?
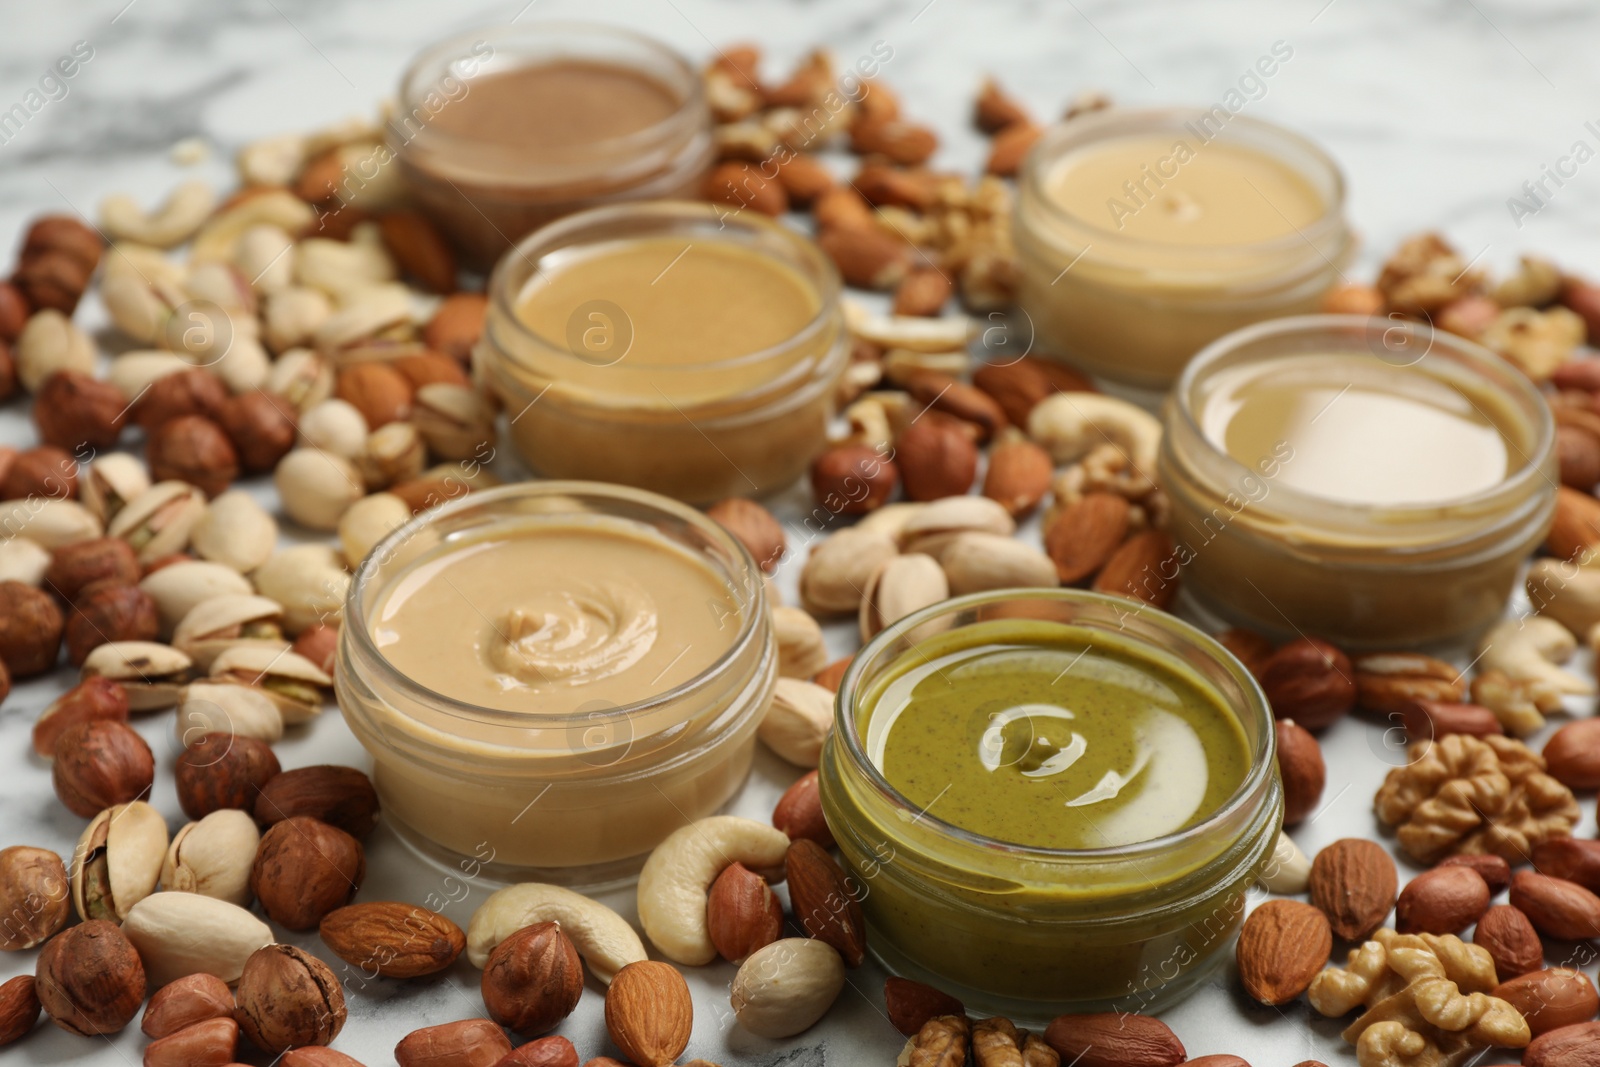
1015,108,1353,390
336,482,776,887
476,201,850,504
1159,315,1557,649
394,23,714,266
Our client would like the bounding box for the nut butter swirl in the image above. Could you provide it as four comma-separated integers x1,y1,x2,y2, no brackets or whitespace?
489,581,659,690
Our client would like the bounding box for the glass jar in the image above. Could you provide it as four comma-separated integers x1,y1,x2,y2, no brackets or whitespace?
820,589,1281,1018
476,201,849,504
1015,108,1353,390
393,23,714,267
336,481,776,888
1159,315,1557,649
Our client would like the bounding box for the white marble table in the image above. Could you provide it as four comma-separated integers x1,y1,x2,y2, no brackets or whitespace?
2,1,1599,1064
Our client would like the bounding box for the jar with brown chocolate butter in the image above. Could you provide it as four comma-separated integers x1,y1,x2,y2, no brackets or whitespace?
1159,315,1557,649
394,23,714,266
476,201,849,504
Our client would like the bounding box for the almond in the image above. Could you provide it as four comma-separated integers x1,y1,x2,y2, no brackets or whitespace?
975,77,1032,133
1474,903,1544,979
986,123,1043,178
604,961,693,1067
706,498,786,574
705,161,788,217
318,901,465,979
336,363,413,430
1045,492,1130,584
853,160,938,211
784,838,867,967
1275,719,1325,827
1511,871,1600,941
849,118,938,166
982,438,1053,518
812,657,852,694
1440,853,1512,894
1092,530,1178,609
903,369,1008,443
895,419,977,502
1259,639,1356,731
1400,700,1504,740
892,267,952,317
1535,838,1600,892
816,225,910,290
376,211,456,295
0,975,39,1047
813,187,875,231
1236,899,1332,1006
1548,487,1600,562
1043,1012,1185,1067
141,972,233,1038
772,770,835,849
1544,719,1600,789
1309,838,1398,940
971,357,1093,426
1525,1021,1600,1067
395,1018,512,1067
706,862,781,964
1494,969,1600,1037
1395,865,1490,934
773,153,835,205
884,976,964,1037
143,1016,238,1067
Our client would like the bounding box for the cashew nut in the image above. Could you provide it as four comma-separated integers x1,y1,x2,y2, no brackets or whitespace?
190,189,314,263
465,883,645,983
236,132,308,187
843,297,974,352
1475,616,1592,696
759,678,834,768
1027,391,1161,472
1258,831,1310,895
100,181,217,249
1527,559,1600,636
730,938,845,1039
636,817,790,966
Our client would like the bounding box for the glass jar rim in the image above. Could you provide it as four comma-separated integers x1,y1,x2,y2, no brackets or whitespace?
397,21,707,161
834,588,1276,863
1020,106,1348,257
343,479,767,732
1168,313,1558,528
486,200,844,377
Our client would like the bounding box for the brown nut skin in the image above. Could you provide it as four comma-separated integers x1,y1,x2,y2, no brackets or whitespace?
810,443,898,515
1493,968,1599,1037
604,960,693,1067
282,1049,371,1067
252,817,366,931
1259,638,1356,730
22,216,103,275
706,497,786,574
132,368,229,431
494,1036,580,1067
1309,838,1398,941
220,390,297,472
1275,719,1325,827
142,972,235,1038
481,921,583,1037
51,719,154,817
33,676,130,758
0,444,77,500
706,862,782,963
0,282,28,341
1510,870,1600,941
15,252,91,315
147,415,239,498
33,371,128,452
896,419,979,501
772,769,835,849
173,731,281,820
1543,718,1600,790
34,919,147,1036
254,765,380,838
291,624,339,676
423,292,488,364
233,944,346,1054
0,974,40,1047
396,1018,512,1067
336,363,413,428
1394,865,1491,935
1525,1020,1600,1067
45,537,141,603
1533,837,1600,893
884,976,964,1037
1438,853,1512,895
142,1016,239,1067
392,352,471,391
0,580,63,677
64,581,160,665
0,845,70,950
1474,903,1543,979
319,901,465,979
0,658,7,709
1043,1012,1185,1067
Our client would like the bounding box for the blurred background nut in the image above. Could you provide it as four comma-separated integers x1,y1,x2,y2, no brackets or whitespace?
21,215,103,277
65,582,160,664
34,920,145,1036
251,816,365,930
338,492,410,567
253,544,349,633
14,251,92,316
0,444,76,500
190,489,278,573
254,764,380,838
78,453,150,525
1259,637,1357,730
43,389,112,466
0,845,70,950
480,921,583,1037
233,944,347,1054
290,625,338,676
140,559,253,634
131,367,228,431
423,292,488,364
0,537,50,587
357,421,426,489
392,352,470,390
707,497,786,574
810,443,899,515
15,310,94,392
147,415,240,498
0,581,63,676
298,398,369,459
44,537,140,602
52,719,154,817
275,448,364,530
219,390,298,472
335,362,412,428
174,732,282,821
32,677,130,758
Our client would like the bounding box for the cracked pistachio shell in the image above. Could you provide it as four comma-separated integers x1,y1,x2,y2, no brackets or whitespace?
859,553,949,643
122,891,273,987
79,453,152,526
177,682,284,745
899,496,1016,559
161,809,260,907
209,646,329,725
252,544,349,634
108,481,207,563
799,528,898,616
412,384,495,461
71,800,169,922
172,594,287,670
357,421,426,490
81,641,195,711
139,561,254,636
189,490,277,573
0,499,102,550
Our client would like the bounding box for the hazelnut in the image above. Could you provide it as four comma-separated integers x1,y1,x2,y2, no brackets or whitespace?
706,498,786,573
1259,637,1357,730
810,443,899,515
251,816,365,930
21,215,103,275
0,281,28,341
291,624,339,676
254,764,380,838
0,581,62,677
0,341,15,404
0,846,70,950
64,581,160,664
481,921,584,1037
146,414,239,498
44,537,141,603
896,418,979,501
335,362,413,428
174,732,281,821
35,919,146,1036
423,293,487,363
220,390,297,472
0,659,8,709
0,444,77,500
51,719,154,817
32,371,128,452
32,676,130,758
131,368,228,431
14,251,92,315
232,943,346,1054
